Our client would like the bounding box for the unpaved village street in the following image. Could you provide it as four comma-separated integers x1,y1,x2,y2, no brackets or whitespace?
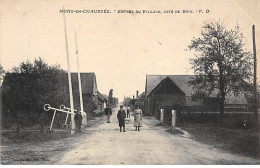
53,106,259,165
1,105,259,165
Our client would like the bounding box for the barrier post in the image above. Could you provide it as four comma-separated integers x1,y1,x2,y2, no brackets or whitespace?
160,109,164,124
172,110,176,129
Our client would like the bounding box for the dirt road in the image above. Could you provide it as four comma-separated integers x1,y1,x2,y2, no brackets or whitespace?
53,106,259,165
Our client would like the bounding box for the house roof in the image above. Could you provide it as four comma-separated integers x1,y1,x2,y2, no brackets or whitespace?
102,94,109,101
146,75,197,97
150,76,186,96
71,73,96,95
145,75,247,104
97,90,107,102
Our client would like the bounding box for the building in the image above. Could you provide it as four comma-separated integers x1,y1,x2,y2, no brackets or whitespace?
102,94,109,101
96,91,108,113
71,73,99,118
144,75,248,117
114,98,119,105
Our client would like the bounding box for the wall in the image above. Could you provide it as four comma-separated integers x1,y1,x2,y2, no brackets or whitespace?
146,93,185,118
95,100,105,113
82,94,97,120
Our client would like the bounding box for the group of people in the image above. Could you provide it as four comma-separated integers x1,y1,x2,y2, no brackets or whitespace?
105,104,143,132
74,104,143,133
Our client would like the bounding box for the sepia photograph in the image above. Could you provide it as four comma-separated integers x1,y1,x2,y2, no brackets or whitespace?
0,0,260,165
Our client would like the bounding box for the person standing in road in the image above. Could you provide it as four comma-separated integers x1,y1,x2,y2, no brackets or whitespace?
127,106,131,118
105,104,112,123
74,111,83,133
117,105,126,132
134,105,143,131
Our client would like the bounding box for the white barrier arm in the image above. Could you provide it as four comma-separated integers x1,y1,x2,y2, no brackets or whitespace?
44,104,75,115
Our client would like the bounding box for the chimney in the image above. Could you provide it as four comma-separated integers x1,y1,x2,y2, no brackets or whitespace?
136,91,139,98
133,95,135,99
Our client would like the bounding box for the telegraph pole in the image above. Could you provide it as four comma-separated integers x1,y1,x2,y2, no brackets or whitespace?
252,25,258,119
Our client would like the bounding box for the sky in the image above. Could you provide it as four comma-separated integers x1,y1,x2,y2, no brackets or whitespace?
0,0,260,102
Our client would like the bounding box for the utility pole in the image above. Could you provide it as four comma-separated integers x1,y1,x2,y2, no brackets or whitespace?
253,25,258,119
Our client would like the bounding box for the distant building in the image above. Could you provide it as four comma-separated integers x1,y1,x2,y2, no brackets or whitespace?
123,97,131,106
144,75,248,117
114,98,119,105
96,91,108,113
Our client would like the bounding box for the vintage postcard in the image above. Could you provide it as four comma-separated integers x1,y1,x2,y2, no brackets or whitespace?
0,0,259,165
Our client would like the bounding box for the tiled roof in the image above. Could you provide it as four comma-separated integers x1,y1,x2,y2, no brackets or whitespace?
146,75,197,97
145,75,247,104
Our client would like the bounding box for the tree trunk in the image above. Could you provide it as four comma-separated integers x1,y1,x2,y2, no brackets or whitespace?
219,96,225,119
219,68,225,120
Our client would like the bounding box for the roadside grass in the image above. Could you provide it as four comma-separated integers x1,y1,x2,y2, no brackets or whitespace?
2,149,51,164
0,131,80,164
177,112,260,159
1,130,74,144
166,128,184,135
1,114,106,164
94,112,105,117
155,123,166,126
1,112,106,144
